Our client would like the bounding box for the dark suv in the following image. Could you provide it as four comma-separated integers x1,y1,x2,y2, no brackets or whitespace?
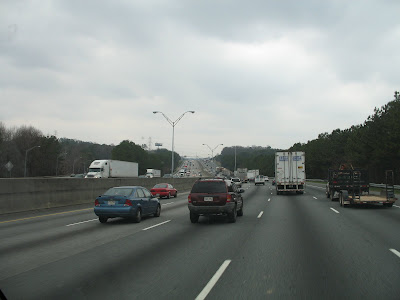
188,178,244,223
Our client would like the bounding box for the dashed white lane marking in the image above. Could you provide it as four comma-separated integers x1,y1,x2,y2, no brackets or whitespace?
313,197,318,200
162,202,174,206
330,208,340,214
257,211,264,218
268,198,271,202
66,219,98,226
393,205,400,209
142,220,171,231
195,260,232,300
389,248,400,259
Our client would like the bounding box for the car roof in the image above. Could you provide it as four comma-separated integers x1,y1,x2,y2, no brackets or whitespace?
111,186,144,189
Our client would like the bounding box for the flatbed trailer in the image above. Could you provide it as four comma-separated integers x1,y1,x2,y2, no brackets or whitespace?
338,170,397,207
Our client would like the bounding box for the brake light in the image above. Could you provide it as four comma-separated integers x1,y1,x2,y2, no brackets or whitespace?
188,194,192,203
226,194,232,202
124,199,133,206
95,199,100,206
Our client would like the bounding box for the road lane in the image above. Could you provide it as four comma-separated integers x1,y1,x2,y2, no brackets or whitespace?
1,182,399,299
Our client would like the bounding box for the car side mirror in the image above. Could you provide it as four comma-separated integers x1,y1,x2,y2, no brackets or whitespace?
238,188,244,193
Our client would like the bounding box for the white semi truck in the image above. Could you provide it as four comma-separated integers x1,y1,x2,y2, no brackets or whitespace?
146,169,161,178
275,151,305,194
85,160,138,178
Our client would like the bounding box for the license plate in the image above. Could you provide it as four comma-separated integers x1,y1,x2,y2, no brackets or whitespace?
204,197,213,201
108,200,115,205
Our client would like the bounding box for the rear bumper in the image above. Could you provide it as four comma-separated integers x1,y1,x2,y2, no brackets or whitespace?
94,206,137,218
277,184,304,191
188,203,235,215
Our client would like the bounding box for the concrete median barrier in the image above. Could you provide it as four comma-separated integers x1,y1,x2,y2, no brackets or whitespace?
0,177,198,215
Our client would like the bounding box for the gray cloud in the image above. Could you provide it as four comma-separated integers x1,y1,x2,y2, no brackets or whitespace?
1,0,399,157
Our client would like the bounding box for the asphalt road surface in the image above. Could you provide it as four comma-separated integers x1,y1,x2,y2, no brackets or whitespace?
1,182,400,299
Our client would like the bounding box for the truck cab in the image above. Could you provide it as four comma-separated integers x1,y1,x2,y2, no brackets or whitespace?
85,160,109,178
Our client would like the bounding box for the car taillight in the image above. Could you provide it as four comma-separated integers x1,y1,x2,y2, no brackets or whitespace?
188,194,192,203
124,199,133,206
95,199,100,206
226,194,232,202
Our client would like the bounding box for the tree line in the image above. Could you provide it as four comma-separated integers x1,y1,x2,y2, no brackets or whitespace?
0,123,180,178
216,93,400,184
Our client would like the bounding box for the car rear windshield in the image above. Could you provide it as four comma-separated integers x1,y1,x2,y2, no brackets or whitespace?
191,181,227,193
103,188,134,197
154,184,168,188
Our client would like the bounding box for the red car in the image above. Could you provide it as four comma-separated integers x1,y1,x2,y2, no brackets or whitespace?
150,183,178,199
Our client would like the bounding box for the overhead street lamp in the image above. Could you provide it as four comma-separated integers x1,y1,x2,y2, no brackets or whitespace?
202,143,223,170
153,110,195,175
24,145,40,177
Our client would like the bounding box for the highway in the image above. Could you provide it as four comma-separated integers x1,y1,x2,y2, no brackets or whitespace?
1,182,400,299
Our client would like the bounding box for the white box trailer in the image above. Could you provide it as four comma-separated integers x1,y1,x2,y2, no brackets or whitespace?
146,169,161,178
247,169,259,182
275,151,305,194
85,160,138,178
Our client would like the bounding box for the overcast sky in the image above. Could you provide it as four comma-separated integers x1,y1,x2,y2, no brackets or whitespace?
1,0,399,158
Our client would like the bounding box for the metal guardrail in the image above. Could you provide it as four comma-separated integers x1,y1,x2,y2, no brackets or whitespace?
306,179,400,190
370,183,400,190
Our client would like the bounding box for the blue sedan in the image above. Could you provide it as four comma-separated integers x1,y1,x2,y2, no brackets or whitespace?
94,186,161,223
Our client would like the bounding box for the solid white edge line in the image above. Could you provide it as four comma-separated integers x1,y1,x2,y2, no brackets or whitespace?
66,219,98,227
162,202,174,206
142,220,171,231
313,197,318,200
195,260,232,300
389,248,400,258
257,211,264,218
330,208,340,214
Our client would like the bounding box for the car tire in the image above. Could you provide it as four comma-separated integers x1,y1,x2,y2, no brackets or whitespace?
174,192,178,198
237,203,243,216
326,191,330,198
330,191,335,201
134,208,142,223
190,212,199,223
154,205,161,217
167,192,171,199
228,207,237,223
99,216,108,223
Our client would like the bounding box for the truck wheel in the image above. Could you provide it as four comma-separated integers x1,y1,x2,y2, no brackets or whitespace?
190,212,199,223
384,203,393,207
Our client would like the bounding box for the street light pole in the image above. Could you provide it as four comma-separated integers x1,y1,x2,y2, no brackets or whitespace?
202,143,223,171
73,157,82,175
24,145,40,177
153,110,195,175
234,145,237,173
56,152,67,176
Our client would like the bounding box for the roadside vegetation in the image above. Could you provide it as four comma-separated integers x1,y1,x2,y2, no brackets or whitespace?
216,94,400,184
